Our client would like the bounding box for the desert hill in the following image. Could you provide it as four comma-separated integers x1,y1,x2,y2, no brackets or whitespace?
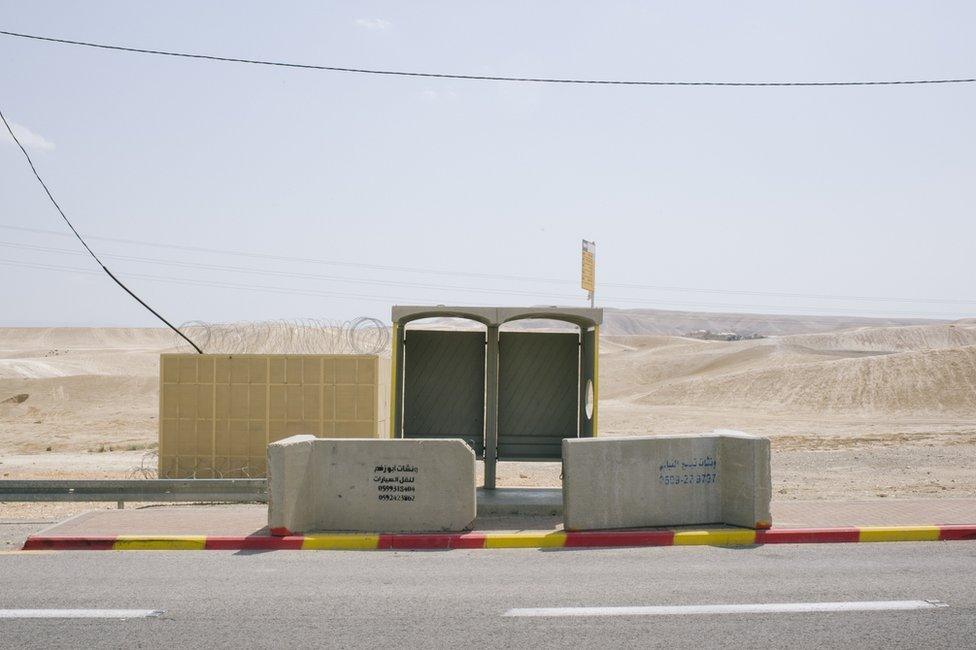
1,311,973,499
599,308,945,337
3,317,975,432
783,323,976,353
601,322,976,414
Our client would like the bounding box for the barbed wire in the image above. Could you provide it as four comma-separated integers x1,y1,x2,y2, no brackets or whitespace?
157,459,256,479
176,317,390,354
127,448,159,479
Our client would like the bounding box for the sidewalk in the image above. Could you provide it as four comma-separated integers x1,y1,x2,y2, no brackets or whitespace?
772,498,976,527
20,498,976,550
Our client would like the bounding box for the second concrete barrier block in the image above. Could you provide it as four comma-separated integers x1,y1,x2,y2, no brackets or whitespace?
563,431,771,531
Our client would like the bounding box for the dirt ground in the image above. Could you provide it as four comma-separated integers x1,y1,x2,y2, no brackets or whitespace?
2,321,975,519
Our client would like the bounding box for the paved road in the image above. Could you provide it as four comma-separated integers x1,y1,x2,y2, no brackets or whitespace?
1,543,974,648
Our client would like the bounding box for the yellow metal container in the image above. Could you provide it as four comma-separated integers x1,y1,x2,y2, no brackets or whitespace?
158,354,389,478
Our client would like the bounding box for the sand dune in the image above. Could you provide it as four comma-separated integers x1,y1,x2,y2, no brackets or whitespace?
783,323,976,353
603,322,976,414
0,327,185,351
600,308,945,336
2,319,975,429
633,344,976,413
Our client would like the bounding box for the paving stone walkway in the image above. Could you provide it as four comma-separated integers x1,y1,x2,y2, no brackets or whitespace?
27,498,976,539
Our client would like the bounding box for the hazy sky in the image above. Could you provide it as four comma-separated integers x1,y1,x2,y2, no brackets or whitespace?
2,2,974,327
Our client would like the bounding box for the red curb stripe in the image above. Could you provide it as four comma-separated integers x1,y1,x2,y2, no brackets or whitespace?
377,534,446,550
377,533,487,550
20,526,976,551
204,536,305,550
269,527,294,537
564,530,675,548
939,525,976,541
453,533,489,549
755,528,861,544
22,536,117,551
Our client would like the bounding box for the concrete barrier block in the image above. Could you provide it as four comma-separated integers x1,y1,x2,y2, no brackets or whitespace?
719,431,772,528
562,431,771,531
268,436,476,534
267,435,318,535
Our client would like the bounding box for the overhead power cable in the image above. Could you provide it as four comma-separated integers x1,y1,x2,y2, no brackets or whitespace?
0,107,203,352
0,224,567,285
4,238,976,317
0,239,577,299
1,29,973,87
4,223,975,307
0,258,474,307
0,256,969,321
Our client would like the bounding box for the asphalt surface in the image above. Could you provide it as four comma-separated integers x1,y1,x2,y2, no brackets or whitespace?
0,520,49,550
1,543,974,648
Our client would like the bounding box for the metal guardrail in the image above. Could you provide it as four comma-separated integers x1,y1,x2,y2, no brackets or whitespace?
0,479,267,507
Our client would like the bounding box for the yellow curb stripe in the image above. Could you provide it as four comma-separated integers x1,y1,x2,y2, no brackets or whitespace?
673,529,757,546
484,532,567,549
113,536,207,551
858,526,940,543
301,534,380,550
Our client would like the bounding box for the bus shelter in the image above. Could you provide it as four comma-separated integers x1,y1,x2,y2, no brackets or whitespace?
390,306,602,489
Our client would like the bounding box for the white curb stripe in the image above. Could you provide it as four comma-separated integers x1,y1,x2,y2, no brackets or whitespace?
504,600,947,618
0,609,163,619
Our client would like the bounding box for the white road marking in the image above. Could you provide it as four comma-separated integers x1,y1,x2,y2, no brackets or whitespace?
0,609,163,619
504,600,947,618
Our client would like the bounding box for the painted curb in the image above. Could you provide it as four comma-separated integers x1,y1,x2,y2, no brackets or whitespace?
21,525,976,551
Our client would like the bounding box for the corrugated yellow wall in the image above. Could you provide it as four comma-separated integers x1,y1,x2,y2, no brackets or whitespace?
159,354,389,478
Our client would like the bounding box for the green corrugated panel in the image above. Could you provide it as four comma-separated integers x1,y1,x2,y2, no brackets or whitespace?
497,332,579,460
402,330,486,457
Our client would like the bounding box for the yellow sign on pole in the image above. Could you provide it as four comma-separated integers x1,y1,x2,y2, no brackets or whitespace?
581,240,595,304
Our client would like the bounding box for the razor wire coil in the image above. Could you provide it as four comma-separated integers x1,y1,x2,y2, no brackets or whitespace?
176,318,390,355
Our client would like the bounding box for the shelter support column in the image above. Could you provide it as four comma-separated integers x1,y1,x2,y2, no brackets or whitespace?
579,326,597,437
390,322,404,438
484,324,499,489
593,325,599,435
